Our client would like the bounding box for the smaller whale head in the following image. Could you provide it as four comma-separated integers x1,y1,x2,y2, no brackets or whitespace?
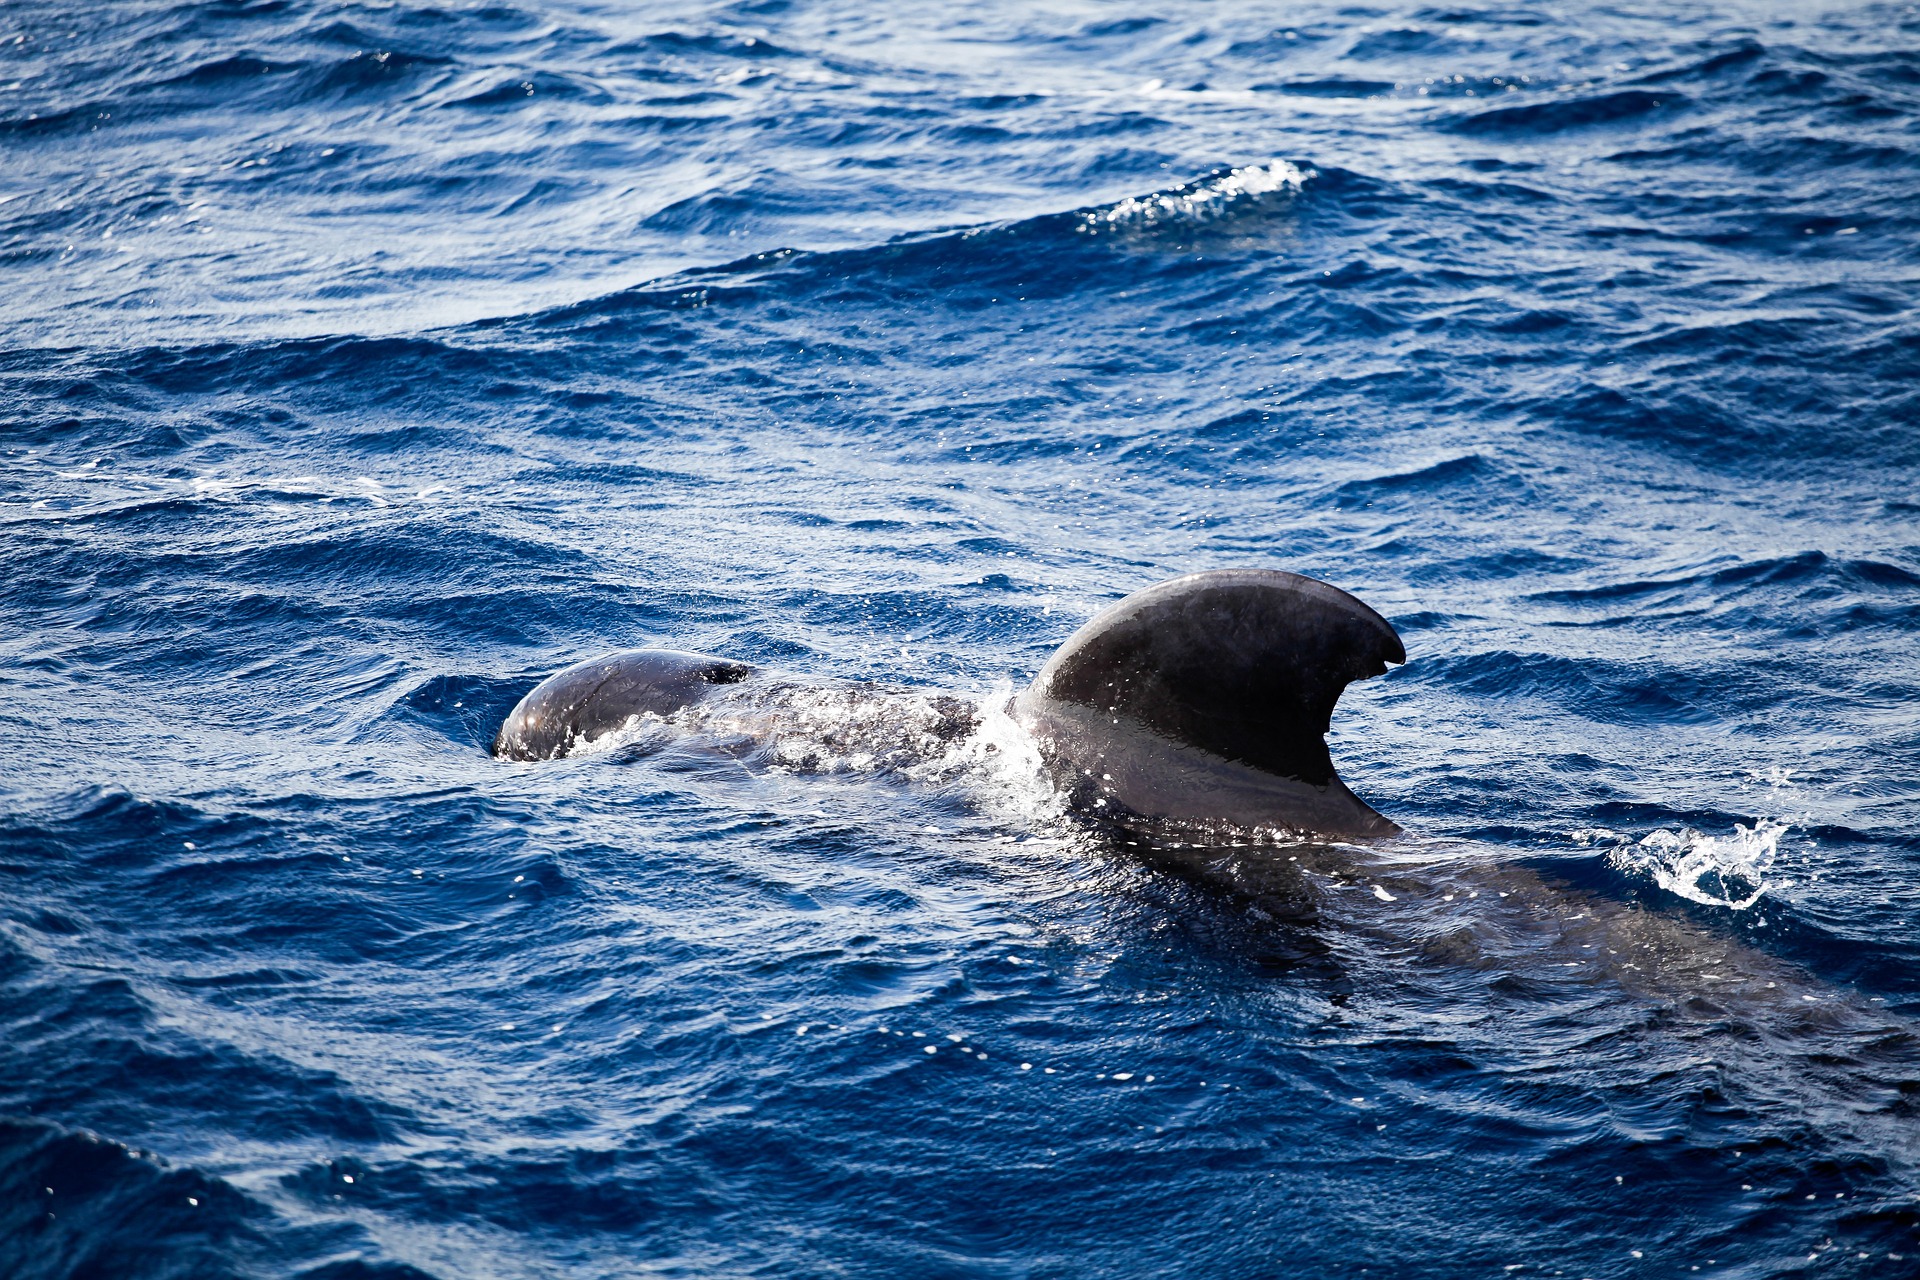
493,649,754,761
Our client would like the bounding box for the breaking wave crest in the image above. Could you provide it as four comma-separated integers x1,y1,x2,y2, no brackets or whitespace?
1075,160,1311,233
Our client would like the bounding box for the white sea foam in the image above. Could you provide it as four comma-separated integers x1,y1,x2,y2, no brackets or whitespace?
1604,819,1786,910
926,680,1065,825
636,678,1070,827
1078,161,1311,233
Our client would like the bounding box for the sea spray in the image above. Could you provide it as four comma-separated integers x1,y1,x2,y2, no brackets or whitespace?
1077,161,1311,233
1601,819,1788,910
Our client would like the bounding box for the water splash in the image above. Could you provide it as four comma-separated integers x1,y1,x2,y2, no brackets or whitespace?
570,678,1067,824
927,680,1068,826
1077,161,1311,233
1602,820,1787,910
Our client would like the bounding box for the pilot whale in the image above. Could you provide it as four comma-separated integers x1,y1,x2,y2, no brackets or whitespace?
493,569,1404,838
491,572,1920,1161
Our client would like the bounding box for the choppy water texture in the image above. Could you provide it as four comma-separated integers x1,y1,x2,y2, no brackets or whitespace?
4,1,1920,1276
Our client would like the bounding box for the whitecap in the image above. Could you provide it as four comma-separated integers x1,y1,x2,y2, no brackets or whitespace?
1077,161,1311,234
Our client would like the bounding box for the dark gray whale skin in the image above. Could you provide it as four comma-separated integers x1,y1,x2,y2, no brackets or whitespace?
1013,570,1404,837
492,649,756,762
492,570,1405,837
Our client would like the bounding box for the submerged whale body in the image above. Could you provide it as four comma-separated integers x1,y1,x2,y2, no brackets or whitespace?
493,570,1405,837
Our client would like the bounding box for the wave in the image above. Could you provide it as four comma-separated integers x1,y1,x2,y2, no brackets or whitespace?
525,159,1325,332
1630,37,1767,85
1531,552,1920,604
1450,88,1686,134
1251,77,1394,98
1071,161,1311,232
0,50,455,139
1329,454,1521,508
1526,553,1920,635
0,1116,259,1280
0,5,842,141
1415,650,1731,724
0,1115,433,1280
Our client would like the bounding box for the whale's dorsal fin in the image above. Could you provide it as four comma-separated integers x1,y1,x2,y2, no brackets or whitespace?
1016,570,1404,833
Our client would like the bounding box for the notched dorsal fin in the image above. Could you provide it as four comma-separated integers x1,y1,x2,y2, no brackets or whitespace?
1020,569,1404,787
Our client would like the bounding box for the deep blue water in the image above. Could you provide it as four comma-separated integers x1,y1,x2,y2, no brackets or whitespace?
5,1,1920,1276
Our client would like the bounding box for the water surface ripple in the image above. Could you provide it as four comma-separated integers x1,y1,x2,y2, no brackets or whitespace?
3,1,1919,1277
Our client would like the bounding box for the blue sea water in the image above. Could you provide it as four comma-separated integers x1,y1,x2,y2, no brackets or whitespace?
5,0,1920,1276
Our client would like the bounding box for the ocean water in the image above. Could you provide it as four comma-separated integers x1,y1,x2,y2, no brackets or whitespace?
4,0,1920,1276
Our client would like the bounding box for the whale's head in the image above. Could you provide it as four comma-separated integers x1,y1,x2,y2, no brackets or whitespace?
493,649,755,761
